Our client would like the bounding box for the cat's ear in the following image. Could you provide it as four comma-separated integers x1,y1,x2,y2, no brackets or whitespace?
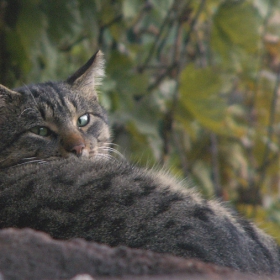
66,50,105,97
0,84,22,108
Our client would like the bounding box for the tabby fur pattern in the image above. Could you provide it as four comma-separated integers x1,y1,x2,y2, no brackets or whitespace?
0,51,279,274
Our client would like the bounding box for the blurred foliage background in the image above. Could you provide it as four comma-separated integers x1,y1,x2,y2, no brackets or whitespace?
1,0,280,240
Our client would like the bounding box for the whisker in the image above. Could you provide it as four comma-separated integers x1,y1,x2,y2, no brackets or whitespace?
103,142,119,148
95,153,113,161
13,159,48,167
96,148,117,158
99,146,125,160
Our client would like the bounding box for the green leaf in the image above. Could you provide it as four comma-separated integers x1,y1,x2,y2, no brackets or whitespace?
212,1,261,57
150,0,173,18
126,116,162,163
41,0,82,43
107,51,149,108
123,0,143,19
177,64,229,134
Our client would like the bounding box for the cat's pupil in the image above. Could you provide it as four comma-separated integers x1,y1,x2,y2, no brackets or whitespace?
30,126,50,137
77,114,90,127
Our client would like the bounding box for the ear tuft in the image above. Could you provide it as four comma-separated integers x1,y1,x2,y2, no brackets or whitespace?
0,84,21,108
66,51,105,96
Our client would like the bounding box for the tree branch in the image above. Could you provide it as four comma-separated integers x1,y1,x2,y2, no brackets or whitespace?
139,2,176,72
258,69,280,189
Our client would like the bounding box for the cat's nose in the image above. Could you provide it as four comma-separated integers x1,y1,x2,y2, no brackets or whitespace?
70,143,85,156
62,133,86,157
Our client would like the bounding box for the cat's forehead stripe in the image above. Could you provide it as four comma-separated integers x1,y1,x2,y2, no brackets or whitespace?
38,107,46,120
64,98,77,115
44,83,80,114
48,83,68,106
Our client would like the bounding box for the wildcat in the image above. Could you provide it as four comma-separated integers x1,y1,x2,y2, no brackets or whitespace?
0,51,279,275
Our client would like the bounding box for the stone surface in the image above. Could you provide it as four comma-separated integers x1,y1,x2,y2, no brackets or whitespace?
0,228,279,280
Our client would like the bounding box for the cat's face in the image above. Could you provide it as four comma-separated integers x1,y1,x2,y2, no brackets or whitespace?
0,51,110,168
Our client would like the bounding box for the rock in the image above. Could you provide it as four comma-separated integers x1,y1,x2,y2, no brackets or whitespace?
0,228,279,280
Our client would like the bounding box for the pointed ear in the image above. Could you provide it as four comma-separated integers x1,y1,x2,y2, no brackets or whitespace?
66,50,105,96
0,84,22,108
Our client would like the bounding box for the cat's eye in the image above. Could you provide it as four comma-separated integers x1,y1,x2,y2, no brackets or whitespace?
77,113,90,127
30,126,51,137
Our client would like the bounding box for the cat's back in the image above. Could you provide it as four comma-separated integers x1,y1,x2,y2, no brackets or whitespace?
0,158,279,274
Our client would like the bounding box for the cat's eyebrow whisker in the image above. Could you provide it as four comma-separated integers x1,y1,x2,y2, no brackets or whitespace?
24,84,39,108
19,108,37,118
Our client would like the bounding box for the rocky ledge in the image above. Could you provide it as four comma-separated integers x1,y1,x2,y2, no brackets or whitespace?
0,228,279,280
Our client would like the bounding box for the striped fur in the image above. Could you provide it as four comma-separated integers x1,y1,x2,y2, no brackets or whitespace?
0,52,279,274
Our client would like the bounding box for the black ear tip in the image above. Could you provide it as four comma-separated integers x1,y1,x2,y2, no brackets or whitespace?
90,50,102,63
66,50,104,85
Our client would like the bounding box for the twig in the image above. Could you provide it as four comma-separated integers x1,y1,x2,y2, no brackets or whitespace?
159,0,207,164
98,14,123,45
101,14,123,29
140,64,171,69
147,62,177,91
160,23,183,163
173,130,190,177
257,152,279,173
210,133,222,197
59,35,87,52
244,1,273,209
139,2,175,72
183,0,206,47
258,69,280,190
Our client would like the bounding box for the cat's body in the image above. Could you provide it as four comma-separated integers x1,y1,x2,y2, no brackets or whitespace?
0,51,279,275
1,157,280,274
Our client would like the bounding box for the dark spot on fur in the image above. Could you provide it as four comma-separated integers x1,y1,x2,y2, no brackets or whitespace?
180,224,193,231
68,199,85,212
140,184,156,196
130,223,159,249
52,174,76,186
94,196,112,212
155,193,183,216
193,206,213,222
164,220,176,229
238,217,275,271
89,178,112,190
137,223,146,232
156,201,171,215
177,242,208,260
108,218,126,247
123,193,135,206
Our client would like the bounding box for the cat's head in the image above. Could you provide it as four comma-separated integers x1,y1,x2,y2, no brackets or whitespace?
0,51,110,168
